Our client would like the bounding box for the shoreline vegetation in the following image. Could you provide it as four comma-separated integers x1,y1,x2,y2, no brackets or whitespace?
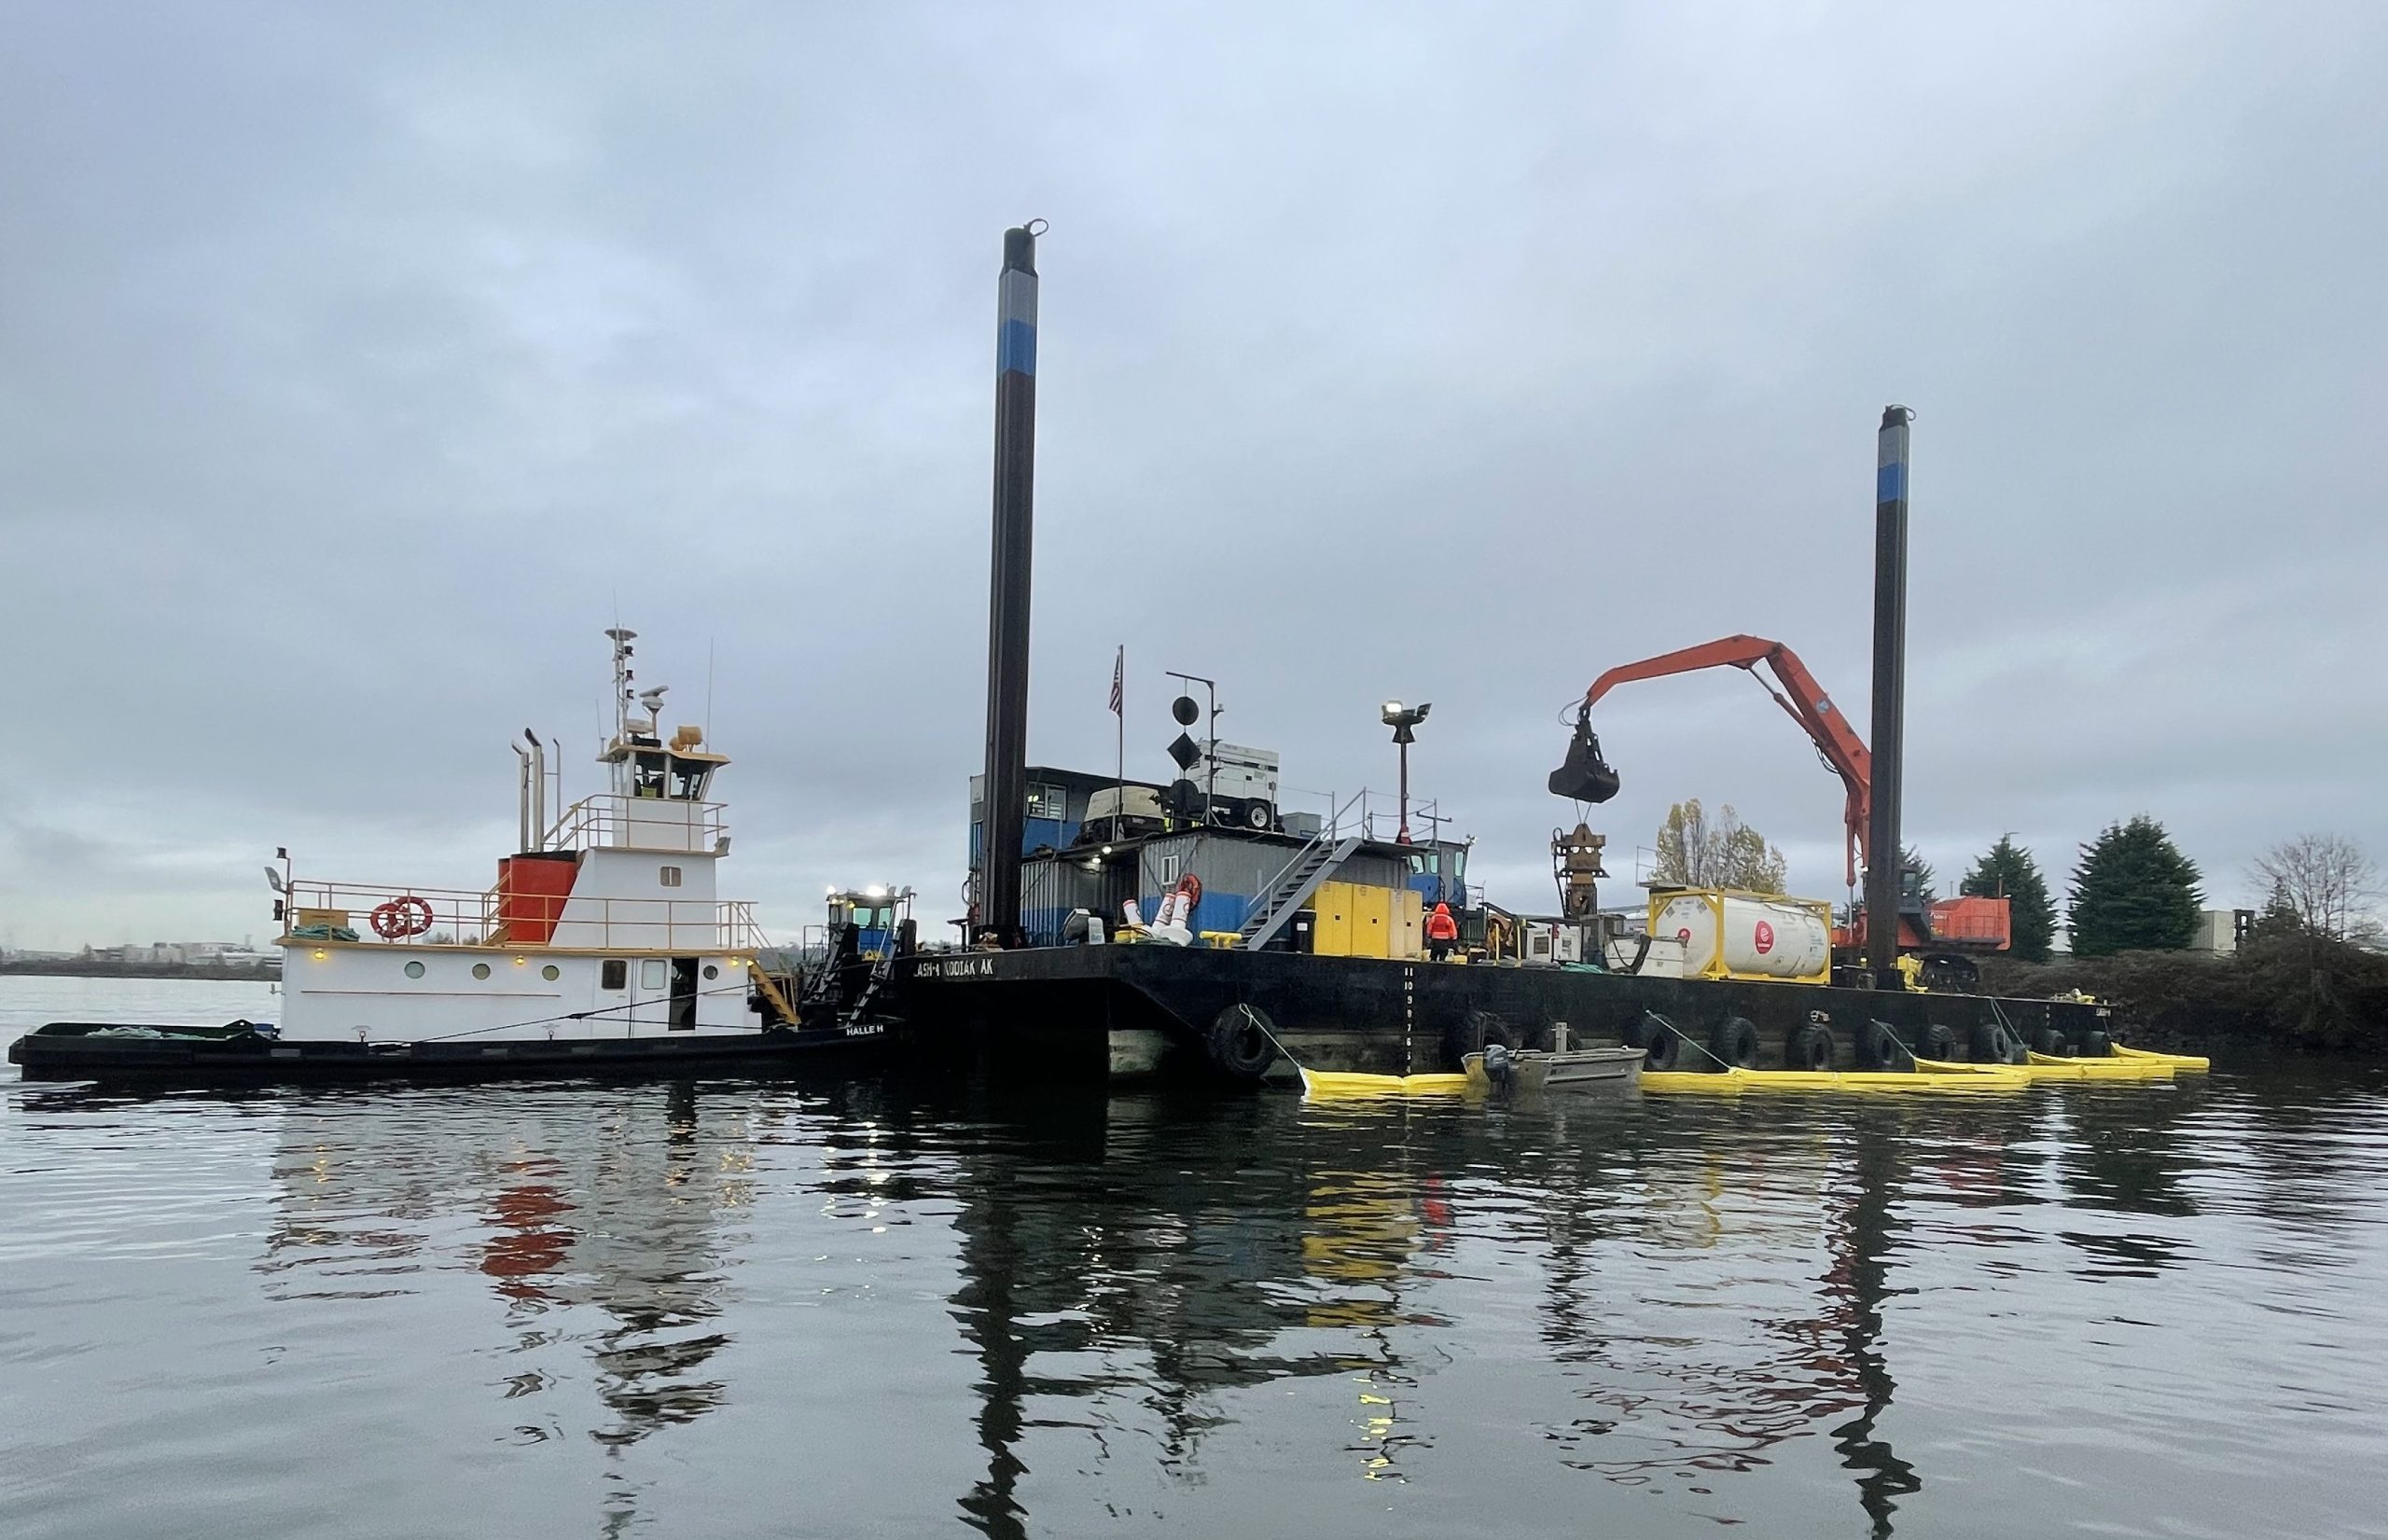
0,960,280,983
1981,931,2388,1056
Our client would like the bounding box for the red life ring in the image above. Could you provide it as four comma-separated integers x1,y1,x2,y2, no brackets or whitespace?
1173,873,1202,906
370,895,435,939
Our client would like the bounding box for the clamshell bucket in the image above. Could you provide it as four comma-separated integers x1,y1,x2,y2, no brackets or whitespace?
1548,709,1621,802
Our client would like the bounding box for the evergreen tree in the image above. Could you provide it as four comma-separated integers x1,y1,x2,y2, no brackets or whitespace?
1961,833,2058,962
1900,846,1937,903
2067,815,2202,956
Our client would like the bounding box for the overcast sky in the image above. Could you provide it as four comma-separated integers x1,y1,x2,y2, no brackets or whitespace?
4,3,2383,950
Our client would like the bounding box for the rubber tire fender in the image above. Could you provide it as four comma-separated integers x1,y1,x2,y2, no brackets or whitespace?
1969,1020,2021,1065
1709,1016,1761,1072
2033,1027,2068,1057
1856,1020,1904,1070
1915,1023,1959,1061
1627,1012,1682,1072
1207,1005,1278,1083
2078,1030,2112,1059
1784,1023,1836,1072
1450,1008,1518,1062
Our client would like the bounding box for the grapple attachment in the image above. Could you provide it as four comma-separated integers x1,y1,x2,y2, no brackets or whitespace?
1548,709,1621,802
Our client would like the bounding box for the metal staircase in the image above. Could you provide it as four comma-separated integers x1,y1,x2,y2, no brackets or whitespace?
1239,834,1362,950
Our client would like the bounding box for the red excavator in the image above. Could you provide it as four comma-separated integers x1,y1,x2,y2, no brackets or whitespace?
1548,633,2008,986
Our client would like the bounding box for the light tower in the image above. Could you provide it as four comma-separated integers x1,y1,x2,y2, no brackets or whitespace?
1381,701,1431,844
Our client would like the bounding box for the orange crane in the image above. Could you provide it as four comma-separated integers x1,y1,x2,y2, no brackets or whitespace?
1548,633,2008,971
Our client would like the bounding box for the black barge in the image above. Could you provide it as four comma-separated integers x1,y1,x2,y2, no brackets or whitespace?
7,1020,882,1085
893,943,2115,1084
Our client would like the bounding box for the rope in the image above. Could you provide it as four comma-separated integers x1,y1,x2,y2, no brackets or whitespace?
1641,1011,1734,1072
410,977,770,1044
1238,1002,1298,1070
1641,1010,1923,1073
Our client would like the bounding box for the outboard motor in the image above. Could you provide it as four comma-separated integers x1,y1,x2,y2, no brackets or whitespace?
1548,705,1621,803
1480,1040,1515,1089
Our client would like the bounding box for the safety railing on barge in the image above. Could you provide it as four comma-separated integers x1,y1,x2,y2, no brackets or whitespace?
280,879,766,953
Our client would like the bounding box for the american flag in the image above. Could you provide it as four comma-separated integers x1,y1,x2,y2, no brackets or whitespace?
1108,646,1123,716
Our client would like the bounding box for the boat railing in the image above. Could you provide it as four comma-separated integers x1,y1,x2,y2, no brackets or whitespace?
539,794,729,854
280,879,766,952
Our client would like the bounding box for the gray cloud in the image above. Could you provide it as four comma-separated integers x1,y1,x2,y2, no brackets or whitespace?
5,3,2383,949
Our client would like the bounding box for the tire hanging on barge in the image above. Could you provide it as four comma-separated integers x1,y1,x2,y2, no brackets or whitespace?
1448,1008,1520,1062
1785,1022,1837,1072
1207,1005,1278,1083
1969,1020,2023,1065
1709,1016,1761,1070
1857,1020,1904,1069
1627,1012,1682,1072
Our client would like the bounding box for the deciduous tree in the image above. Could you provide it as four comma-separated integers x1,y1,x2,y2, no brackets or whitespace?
1654,798,1788,893
2251,834,2379,945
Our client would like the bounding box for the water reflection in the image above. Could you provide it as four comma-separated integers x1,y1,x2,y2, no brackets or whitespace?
923,1090,2008,1536
109,1066,2368,1539
257,1082,761,1534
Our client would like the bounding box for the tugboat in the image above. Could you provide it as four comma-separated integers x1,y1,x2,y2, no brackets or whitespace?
8,630,876,1083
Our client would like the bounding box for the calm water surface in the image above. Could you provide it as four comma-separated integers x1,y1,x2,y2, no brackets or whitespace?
5,977,2386,1538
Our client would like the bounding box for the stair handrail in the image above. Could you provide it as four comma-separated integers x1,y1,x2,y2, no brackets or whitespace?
1242,792,1371,943
1252,788,1368,913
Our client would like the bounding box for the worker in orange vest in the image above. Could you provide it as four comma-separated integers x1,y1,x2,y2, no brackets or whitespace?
1425,901,1460,961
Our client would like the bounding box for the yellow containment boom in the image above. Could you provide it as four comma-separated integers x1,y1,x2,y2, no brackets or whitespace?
1298,1067,1472,1099
2112,1044,2211,1071
2023,1050,2176,1080
1642,1061,2031,1095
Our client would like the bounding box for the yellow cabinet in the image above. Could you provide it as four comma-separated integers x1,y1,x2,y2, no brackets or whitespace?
1391,888,1423,960
1309,881,1423,959
1312,881,1354,956
1351,883,1391,958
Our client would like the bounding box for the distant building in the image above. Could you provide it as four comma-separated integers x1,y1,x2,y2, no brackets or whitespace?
2188,909,2255,956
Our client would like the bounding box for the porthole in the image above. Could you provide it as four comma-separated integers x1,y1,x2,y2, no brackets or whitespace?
702,964,719,980
542,964,561,981
403,960,425,979
472,963,492,980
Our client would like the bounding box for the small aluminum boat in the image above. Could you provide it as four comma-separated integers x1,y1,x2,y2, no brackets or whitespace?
1464,1041,1644,1094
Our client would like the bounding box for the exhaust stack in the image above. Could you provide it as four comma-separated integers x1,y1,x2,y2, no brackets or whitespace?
979,223,1042,942
1864,405,1912,982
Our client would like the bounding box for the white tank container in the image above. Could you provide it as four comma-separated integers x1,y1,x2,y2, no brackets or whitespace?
1650,891,1832,982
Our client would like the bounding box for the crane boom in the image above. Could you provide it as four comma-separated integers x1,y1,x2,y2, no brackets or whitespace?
1550,633,1876,887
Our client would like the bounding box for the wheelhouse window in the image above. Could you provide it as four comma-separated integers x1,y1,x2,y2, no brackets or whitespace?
1027,783,1067,820
632,753,669,798
667,757,712,800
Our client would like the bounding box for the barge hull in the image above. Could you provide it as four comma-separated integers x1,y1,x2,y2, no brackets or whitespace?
7,1023,883,1085
895,947,2114,1081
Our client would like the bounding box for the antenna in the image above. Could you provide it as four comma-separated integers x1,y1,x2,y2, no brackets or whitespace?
605,626,638,742
706,636,715,742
